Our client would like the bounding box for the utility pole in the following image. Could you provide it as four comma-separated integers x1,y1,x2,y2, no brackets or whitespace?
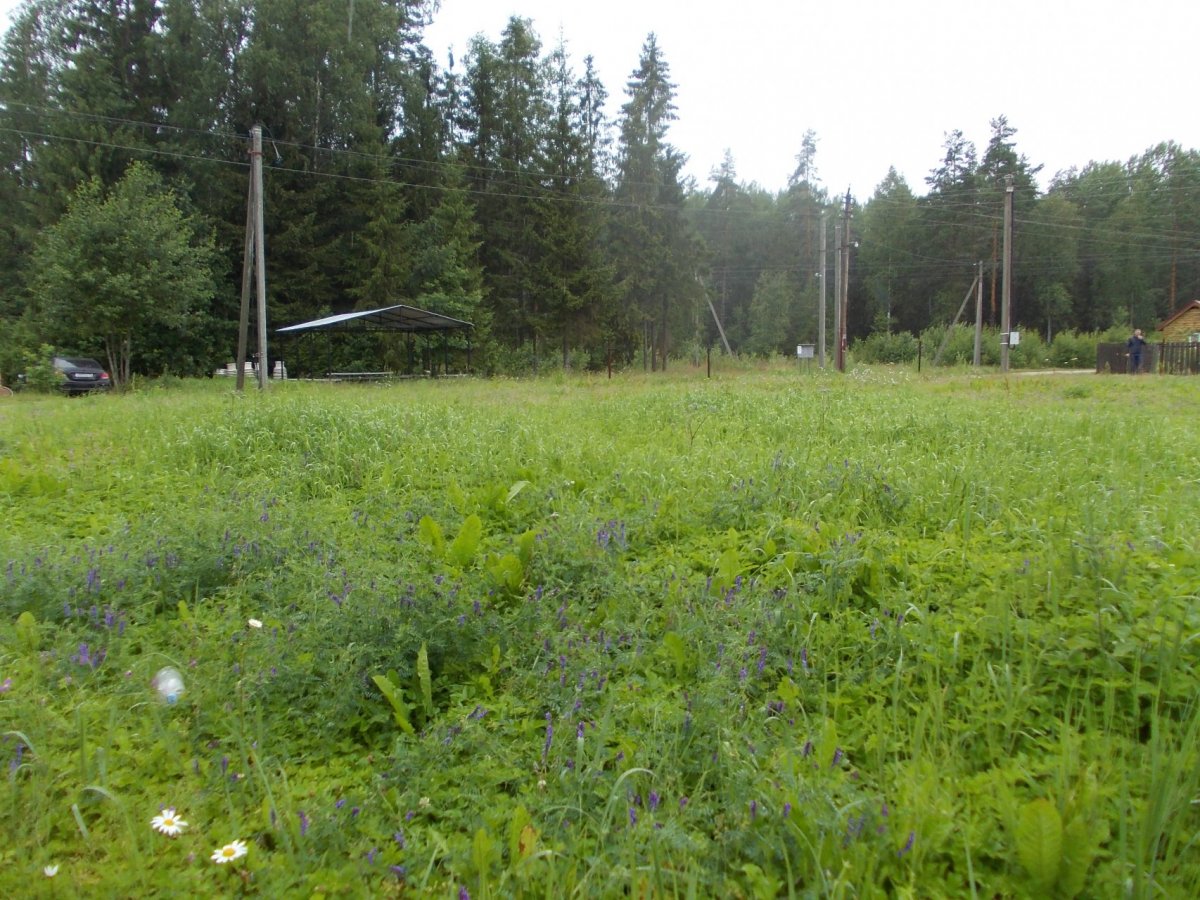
1000,175,1013,373
833,220,843,371
235,179,254,392
973,260,983,366
252,124,268,390
838,189,851,372
818,214,827,368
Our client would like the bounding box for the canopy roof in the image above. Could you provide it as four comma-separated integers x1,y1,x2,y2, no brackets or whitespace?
277,304,473,335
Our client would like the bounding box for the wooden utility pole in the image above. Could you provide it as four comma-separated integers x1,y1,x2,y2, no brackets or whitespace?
1000,175,1013,373
838,189,851,372
235,179,254,392
252,125,268,390
818,214,827,368
237,126,269,391
973,260,983,367
833,220,843,371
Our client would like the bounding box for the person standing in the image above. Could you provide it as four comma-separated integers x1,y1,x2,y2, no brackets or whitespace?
1127,329,1147,374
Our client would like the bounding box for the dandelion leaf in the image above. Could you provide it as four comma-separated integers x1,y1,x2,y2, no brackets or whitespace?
712,547,743,594
1058,816,1097,899
662,631,689,679
417,515,445,558
448,481,468,513
472,827,498,876
448,513,482,567
371,673,414,735
487,553,524,596
16,611,39,652
505,480,530,504
508,804,535,864
1017,798,1063,892
417,642,434,718
516,529,537,568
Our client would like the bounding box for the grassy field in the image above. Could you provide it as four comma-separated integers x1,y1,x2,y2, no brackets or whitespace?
2,364,1198,898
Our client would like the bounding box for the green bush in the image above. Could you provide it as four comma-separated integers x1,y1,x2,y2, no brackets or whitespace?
20,345,61,392
1048,331,1099,368
853,331,918,364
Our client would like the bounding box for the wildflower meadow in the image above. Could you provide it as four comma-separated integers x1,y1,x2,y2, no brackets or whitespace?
1,364,1198,897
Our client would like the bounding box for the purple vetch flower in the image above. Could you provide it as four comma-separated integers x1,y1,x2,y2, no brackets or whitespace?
576,721,585,740
299,811,309,835
749,800,757,820
628,807,637,827
831,747,844,767
898,831,916,858
802,740,813,758
459,886,470,900
393,830,405,848
801,647,810,673
757,646,768,675
0,678,11,693
366,847,377,864
679,796,689,811
782,802,792,818
648,791,660,812
843,814,866,846
335,798,346,809
390,865,407,879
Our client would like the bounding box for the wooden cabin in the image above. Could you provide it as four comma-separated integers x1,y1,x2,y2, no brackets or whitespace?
1159,300,1200,341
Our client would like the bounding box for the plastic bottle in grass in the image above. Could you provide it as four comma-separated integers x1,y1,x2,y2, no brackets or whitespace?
152,667,185,704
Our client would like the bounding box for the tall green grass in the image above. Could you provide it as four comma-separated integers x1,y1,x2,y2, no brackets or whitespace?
1,366,1198,896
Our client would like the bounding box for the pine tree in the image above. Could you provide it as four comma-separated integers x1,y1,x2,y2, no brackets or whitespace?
612,33,701,366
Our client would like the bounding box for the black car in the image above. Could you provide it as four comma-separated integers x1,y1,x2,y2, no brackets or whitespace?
52,356,112,394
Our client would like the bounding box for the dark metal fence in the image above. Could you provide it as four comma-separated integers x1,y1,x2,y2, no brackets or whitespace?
1096,342,1200,374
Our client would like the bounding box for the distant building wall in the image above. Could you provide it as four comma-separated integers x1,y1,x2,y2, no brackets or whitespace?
1160,302,1200,341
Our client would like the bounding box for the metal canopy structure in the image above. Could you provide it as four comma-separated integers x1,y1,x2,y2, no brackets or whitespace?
277,304,473,335
275,304,474,378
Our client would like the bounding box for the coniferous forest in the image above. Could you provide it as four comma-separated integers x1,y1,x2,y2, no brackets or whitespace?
2,0,1199,381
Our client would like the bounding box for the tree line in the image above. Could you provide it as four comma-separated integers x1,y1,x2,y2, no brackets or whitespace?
2,0,1198,384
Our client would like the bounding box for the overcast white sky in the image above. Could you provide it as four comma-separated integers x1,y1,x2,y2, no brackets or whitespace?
4,0,1198,198
425,0,1200,197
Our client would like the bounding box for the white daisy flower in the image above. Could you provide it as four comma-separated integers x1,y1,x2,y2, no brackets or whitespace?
43,864,59,877
151,808,188,836
211,839,248,864
248,618,263,629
